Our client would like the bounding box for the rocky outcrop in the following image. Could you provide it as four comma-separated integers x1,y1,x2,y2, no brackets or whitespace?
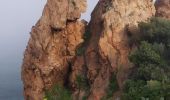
155,0,170,19
22,0,156,100
42,0,86,29
70,0,155,99
21,0,87,99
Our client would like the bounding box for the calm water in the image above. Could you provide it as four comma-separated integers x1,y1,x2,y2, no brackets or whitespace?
0,62,23,100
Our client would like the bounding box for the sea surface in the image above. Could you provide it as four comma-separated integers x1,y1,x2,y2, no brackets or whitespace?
0,61,23,100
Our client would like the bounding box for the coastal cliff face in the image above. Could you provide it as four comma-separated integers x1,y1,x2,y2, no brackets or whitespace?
70,0,155,99
22,0,87,99
155,0,170,19
22,0,156,100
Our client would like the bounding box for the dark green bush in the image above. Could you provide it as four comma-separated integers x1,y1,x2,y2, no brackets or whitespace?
75,74,89,100
137,64,167,81
129,41,161,66
101,74,119,99
123,17,170,100
107,74,119,97
76,44,86,56
123,80,170,100
76,29,91,56
44,85,72,100
123,80,146,100
139,17,170,46
76,74,89,90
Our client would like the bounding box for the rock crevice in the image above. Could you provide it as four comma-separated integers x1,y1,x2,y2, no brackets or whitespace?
22,0,157,100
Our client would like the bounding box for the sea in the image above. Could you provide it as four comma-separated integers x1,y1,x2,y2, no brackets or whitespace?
0,61,23,100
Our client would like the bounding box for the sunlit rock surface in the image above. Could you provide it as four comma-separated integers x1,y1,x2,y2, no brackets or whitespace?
22,0,87,99
22,0,156,99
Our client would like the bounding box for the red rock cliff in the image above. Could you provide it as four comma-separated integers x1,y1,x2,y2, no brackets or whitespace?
70,0,155,99
22,0,87,99
155,0,170,19
22,0,155,100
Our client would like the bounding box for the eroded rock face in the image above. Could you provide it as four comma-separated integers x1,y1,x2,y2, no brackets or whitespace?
22,0,156,100
70,0,155,99
155,0,170,19
41,0,86,29
21,0,87,99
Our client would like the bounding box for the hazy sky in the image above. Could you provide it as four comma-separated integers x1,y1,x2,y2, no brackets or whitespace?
81,0,99,21
0,0,98,99
0,0,47,99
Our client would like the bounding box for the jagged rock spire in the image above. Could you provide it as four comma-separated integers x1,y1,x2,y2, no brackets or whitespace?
22,0,87,99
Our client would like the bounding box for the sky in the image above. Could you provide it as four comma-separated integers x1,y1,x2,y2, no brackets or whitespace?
0,0,98,99
81,0,99,21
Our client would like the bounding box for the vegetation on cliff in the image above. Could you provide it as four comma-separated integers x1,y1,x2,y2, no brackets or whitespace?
76,29,91,56
44,85,72,100
44,17,170,100
123,17,170,100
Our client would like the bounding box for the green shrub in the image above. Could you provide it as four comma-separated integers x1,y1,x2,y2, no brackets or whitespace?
123,17,170,100
76,29,91,56
123,80,146,100
139,17,170,46
76,45,86,56
75,74,89,100
137,64,167,81
82,95,88,100
102,74,119,99
83,29,91,42
44,85,72,100
107,74,119,97
123,80,170,100
76,74,89,90
129,41,161,66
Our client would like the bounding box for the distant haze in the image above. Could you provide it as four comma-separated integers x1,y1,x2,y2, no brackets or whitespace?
0,0,47,99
